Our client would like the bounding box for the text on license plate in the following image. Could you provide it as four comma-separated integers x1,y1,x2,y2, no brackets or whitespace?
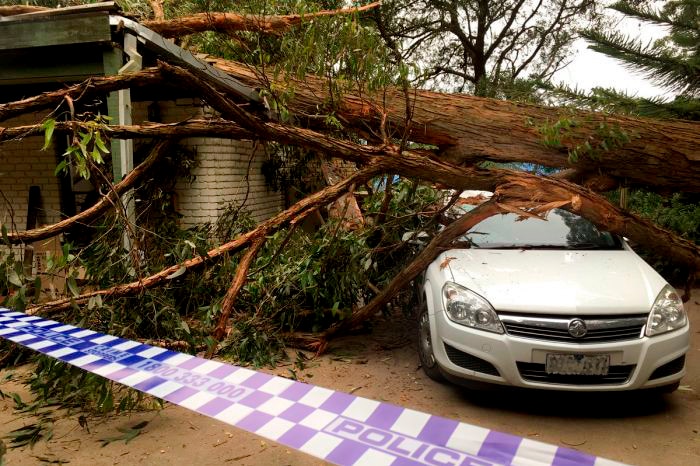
545,353,610,375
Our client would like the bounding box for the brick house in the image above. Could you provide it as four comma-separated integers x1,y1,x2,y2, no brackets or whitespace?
0,2,283,236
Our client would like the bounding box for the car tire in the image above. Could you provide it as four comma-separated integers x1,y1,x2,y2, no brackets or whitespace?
417,298,445,383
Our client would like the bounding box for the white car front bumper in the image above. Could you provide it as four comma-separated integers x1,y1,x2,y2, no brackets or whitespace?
430,309,690,391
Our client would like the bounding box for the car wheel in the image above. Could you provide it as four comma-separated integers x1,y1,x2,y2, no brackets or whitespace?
417,300,445,382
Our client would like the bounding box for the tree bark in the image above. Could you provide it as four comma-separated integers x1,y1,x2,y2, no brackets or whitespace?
213,237,266,341
0,119,253,142
209,58,700,192
143,2,380,37
27,166,382,316
2,60,698,192
0,6,48,16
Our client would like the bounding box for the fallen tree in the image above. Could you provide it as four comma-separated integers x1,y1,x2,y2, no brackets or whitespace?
2,62,698,192
0,8,695,356
26,117,699,322
46,60,700,273
210,58,700,192
6,116,699,271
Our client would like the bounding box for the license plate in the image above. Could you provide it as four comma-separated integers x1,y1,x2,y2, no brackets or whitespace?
545,353,610,376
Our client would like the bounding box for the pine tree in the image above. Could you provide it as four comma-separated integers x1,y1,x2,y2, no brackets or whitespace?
581,0,699,98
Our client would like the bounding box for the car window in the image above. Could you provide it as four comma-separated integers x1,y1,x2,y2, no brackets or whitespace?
460,208,622,249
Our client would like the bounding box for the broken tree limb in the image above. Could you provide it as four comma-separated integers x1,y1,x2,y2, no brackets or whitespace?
209,58,700,192
0,5,49,16
4,141,172,245
143,2,380,37
213,237,266,342
0,68,163,123
148,0,164,21
27,166,382,316
0,119,253,142
8,113,698,271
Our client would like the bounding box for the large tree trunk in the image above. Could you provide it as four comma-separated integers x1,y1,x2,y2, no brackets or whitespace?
209,58,700,192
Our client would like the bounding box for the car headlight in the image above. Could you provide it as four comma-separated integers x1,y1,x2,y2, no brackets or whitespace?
646,285,687,337
442,282,503,334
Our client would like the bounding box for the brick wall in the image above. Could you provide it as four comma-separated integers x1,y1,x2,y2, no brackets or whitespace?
132,99,284,227
174,138,282,227
0,112,62,231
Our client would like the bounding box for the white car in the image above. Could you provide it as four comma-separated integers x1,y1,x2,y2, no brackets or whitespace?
418,204,690,392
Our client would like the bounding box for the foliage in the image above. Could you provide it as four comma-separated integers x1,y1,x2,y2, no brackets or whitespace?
550,1,700,118
53,115,111,181
581,0,699,98
608,190,699,281
535,116,634,162
220,179,444,362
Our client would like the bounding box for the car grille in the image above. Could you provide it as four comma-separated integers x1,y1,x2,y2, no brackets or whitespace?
649,355,685,380
444,343,500,376
499,313,647,343
517,362,636,385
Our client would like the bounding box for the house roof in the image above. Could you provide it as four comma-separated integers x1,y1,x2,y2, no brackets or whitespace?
0,1,258,103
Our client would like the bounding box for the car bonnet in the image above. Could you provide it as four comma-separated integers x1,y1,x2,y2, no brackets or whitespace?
445,248,668,315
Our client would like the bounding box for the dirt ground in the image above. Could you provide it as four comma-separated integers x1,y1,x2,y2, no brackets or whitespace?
1,289,699,466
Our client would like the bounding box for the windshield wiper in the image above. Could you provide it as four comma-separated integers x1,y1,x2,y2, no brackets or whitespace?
566,243,620,250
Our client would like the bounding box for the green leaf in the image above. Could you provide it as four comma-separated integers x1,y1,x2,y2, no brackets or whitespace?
8,271,22,287
41,119,55,151
67,277,80,298
1,224,8,245
54,160,68,176
93,133,110,154
166,266,187,280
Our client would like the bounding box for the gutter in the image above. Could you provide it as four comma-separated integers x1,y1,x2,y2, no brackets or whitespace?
109,15,260,103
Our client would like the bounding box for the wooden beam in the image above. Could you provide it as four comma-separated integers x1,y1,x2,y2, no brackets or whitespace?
0,13,112,51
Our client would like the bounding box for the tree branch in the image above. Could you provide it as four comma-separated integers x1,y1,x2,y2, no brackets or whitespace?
143,2,380,37
4,141,173,244
27,166,381,316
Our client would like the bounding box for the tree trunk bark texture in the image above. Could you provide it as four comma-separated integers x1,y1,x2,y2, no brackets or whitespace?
209,58,700,192
143,2,380,37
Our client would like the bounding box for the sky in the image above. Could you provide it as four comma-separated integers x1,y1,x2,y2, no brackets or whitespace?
553,5,673,100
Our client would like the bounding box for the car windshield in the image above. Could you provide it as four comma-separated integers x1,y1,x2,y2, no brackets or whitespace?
460,208,622,249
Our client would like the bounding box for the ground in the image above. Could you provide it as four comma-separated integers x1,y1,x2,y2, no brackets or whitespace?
1,290,698,466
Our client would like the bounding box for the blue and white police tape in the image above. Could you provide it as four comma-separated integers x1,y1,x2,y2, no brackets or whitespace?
0,308,625,466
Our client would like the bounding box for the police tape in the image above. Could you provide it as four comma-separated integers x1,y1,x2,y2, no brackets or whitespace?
0,308,625,466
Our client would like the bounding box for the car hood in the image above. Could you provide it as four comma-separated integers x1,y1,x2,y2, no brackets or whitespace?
445,249,666,315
